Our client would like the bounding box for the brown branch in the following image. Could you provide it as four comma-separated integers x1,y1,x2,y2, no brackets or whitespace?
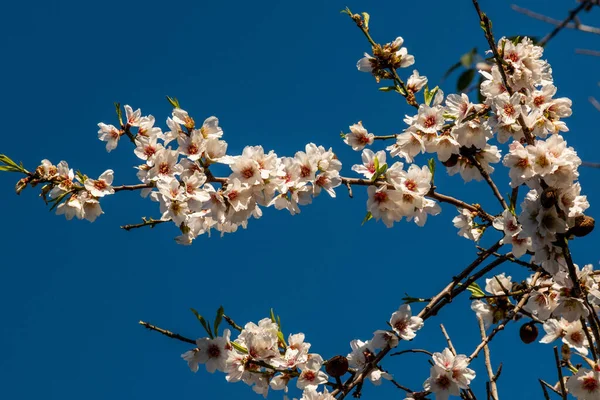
589,96,600,112
478,316,499,400
121,218,168,231
511,4,600,44
440,324,457,355
472,0,535,145
340,177,494,221
373,134,398,141
333,241,503,398
468,271,541,361
554,347,568,400
466,154,508,210
440,325,478,400
113,183,154,192
576,48,600,57
139,320,196,345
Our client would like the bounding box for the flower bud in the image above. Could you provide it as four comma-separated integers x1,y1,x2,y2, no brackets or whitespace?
325,355,349,378
519,322,538,344
569,215,595,237
561,343,571,362
15,177,29,195
540,187,557,209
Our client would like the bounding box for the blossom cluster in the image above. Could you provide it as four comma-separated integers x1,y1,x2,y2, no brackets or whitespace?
180,305,425,399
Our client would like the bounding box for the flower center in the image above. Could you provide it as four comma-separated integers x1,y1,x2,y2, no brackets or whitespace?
303,371,316,382
144,146,156,157
358,134,371,145
188,143,200,155
159,162,171,175
583,376,599,392
93,180,107,191
208,344,221,359
374,191,388,203
503,104,515,116
404,180,417,192
435,374,451,390
242,167,255,179
300,165,312,178
533,96,545,107
423,115,437,129
394,320,407,333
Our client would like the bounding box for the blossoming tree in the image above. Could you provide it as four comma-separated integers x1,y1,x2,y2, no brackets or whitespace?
2,1,600,399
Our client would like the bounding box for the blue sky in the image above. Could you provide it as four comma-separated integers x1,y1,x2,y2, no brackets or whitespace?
1,0,599,399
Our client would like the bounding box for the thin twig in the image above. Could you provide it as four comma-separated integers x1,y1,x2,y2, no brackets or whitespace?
113,183,154,192
472,0,535,145
511,4,600,43
576,48,600,57
539,379,551,400
333,242,503,398
589,96,600,112
440,325,477,400
440,324,457,354
340,177,494,221
468,271,541,361
223,314,243,332
466,155,508,210
554,346,568,400
478,316,499,400
139,320,196,345
121,218,167,231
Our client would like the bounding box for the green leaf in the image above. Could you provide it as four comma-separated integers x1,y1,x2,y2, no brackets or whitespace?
0,165,22,173
378,86,397,92
270,308,277,324
361,12,370,29
428,158,436,184
361,211,373,225
340,7,352,16
465,282,486,298
191,308,214,338
231,341,248,354
457,68,476,92
75,170,86,183
442,60,462,81
0,155,25,173
460,48,477,68
166,96,181,109
48,190,73,212
214,306,224,337
114,102,123,126
377,163,387,176
424,85,439,106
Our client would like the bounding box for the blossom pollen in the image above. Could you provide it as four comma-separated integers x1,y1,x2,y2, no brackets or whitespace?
503,104,515,116
303,371,316,382
207,344,221,359
159,162,171,175
435,374,452,389
242,167,255,179
187,143,200,155
423,115,437,129
300,165,311,178
394,320,407,333
404,180,417,192
144,146,156,157
533,96,545,107
93,180,107,190
583,377,599,392
374,191,388,203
